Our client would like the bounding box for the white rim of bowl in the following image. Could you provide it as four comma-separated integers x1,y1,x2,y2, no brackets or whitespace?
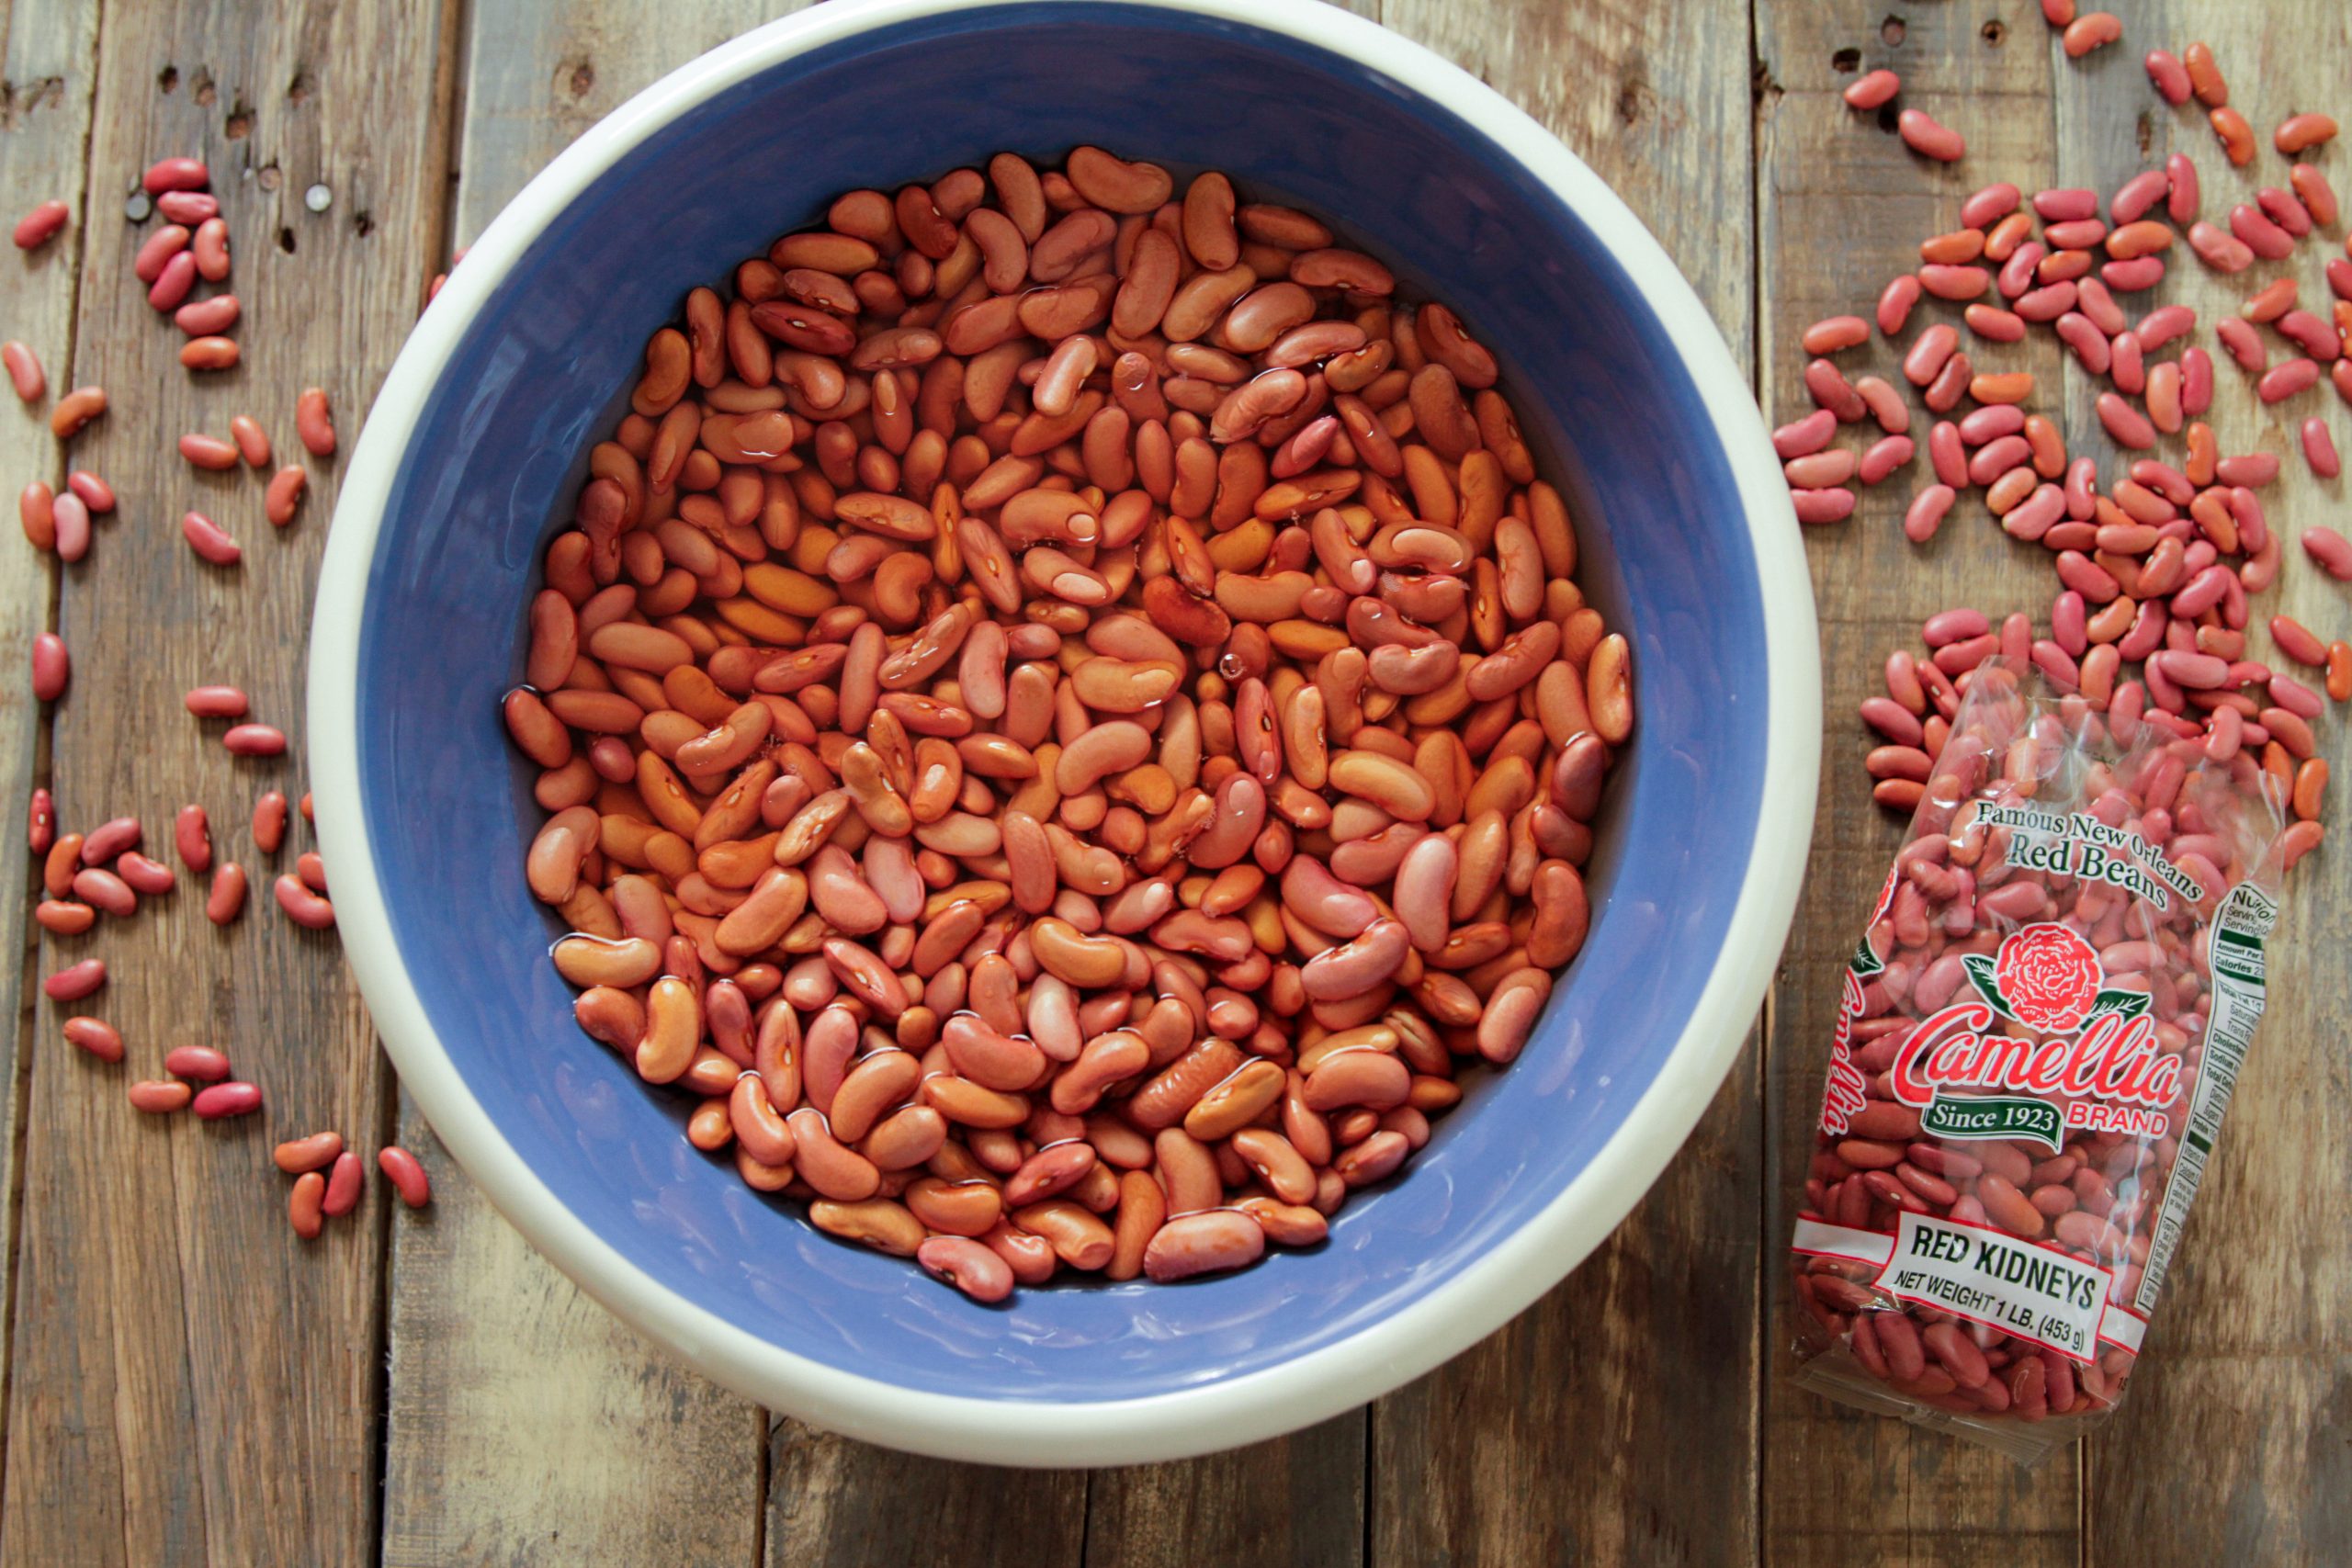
310,0,1819,1467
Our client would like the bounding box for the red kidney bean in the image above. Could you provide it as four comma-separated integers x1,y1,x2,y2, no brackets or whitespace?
1773,410,1836,458
253,790,288,852
276,1132,344,1173
135,222,190,282
50,385,105,439
3,340,43,401
2303,420,2342,479
1905,485,1956,544
223,723,287,756
266,465,308,526
289,1173,326,1240
2302,527,2352,581
129,1080,192,1114
296,388,336,457
175,295,240,336
182,510,242,566
2295,167,2340,230
187,684,249,718
274,875,334,929
230,414,271,468
322,1152,365,1217
149,250,198,310
117,852,174,896
181,335,240,371
1896,109,1965,163
28,788,53,855
1877,276,1922,336
164,1046,232,1082
31,632,68,701
2276,113,2338,154
142,157,209,194
1802,316,1869,355
378,1146,432,1208
43,959,106,1001
2257,360,2319,404
2143,51,2191,106
63,1018,124,1062
192,217,231,281
1961,184,2019,228
2060,12,2119,56
13,197,68,249
2165,153,2200,225
67,471,115,513
206,863,248,925
155,190,217,223
1843,70,1900,110
192,1082,262,1120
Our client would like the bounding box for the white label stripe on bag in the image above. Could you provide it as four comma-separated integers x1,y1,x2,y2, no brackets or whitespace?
1792,1215,2146,1359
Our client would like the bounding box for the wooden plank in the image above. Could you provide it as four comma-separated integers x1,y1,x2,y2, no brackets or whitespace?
1083,1416,1361,1568
1366,1,1763,1562
1754,5,2084,1562
2056,8,2352,1564
0,3,459,1562
0,0,102,1472
767,1420,1086,1568
378,5,782,1564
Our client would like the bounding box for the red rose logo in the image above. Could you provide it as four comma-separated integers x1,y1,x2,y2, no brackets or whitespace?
1991,923,2103,1033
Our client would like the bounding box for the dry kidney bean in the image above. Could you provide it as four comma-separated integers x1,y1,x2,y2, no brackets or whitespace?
1795,664,2287,1460
31,632,68,702
511,146,1622,1302
206,863,248,926
165,1046,232,1082
378,1146,432,1208
296,388,336,457
13,197,68,249
63,1017,123,1061
276,1132,344,1173
129,1080,192,1114
5,340,45,401
192,1082,262,1120
1842,71,1900,112
288,1171,328,1239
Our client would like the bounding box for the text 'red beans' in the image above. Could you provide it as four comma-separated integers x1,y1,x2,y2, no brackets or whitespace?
1794,665,2285,1458
510,147,1624,1303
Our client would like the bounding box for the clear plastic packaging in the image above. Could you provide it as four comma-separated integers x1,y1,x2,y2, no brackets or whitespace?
1790,660,2286,1462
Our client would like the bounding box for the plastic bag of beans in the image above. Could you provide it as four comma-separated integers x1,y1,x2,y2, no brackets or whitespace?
1790,659,2287,1461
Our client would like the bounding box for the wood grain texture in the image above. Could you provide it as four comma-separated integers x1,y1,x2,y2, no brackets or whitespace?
378,5,780,1563
766,1419,1086,1568
0,0,101,1471
1754,4,2086,1563
1369,2,1764,1562
2050,9,2352,1566
0,3,458,1562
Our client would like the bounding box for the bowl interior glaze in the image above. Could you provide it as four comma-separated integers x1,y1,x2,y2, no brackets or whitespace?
349,2,1772,1406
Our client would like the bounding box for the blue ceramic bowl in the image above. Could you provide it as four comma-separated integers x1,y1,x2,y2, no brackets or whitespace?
311,0,1816,1465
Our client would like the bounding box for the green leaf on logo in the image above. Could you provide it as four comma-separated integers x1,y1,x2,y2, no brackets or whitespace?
1960,953,2011,1017
2084,988,2152,1023
1921,1093,2064,1152
1850,930,1884,979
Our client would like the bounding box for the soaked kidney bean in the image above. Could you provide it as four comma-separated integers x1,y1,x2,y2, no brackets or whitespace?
129,1080,192,1114
164,1046,232,1082
512,147,1623,1301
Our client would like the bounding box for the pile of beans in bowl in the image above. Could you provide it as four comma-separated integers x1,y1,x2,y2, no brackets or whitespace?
505,145,1629,1302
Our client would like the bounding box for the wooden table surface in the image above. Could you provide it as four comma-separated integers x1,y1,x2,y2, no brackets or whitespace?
1,0,2346,1562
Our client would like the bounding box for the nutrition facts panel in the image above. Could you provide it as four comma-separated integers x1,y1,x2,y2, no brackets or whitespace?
2136,883,2277,1314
